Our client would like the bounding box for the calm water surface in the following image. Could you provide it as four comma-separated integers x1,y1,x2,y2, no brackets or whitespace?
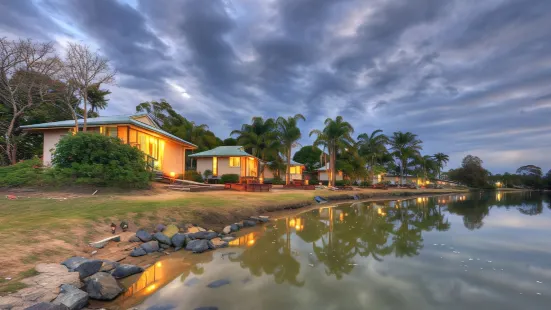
113,192,551,310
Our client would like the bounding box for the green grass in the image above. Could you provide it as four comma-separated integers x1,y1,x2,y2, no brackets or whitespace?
0,281,27,294
18,268,39,278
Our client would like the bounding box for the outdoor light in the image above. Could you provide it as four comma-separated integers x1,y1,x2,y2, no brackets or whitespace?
110,223,116,234
156,262,162,268
170,172,176,178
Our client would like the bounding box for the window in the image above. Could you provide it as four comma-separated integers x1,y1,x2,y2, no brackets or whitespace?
290,166,301,174
229,157,240,167
212,157,218,176
100,126,118,138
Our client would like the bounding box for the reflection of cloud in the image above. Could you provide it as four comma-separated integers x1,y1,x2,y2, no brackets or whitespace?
483,211,550,229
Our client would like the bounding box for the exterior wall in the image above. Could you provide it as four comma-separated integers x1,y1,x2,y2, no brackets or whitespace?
43,129,71,166
133,116,157,127
264,166,303,180
161,140,185,176
217,157,242,176
195,158,213,176
317,171,343,182
263,167,275,179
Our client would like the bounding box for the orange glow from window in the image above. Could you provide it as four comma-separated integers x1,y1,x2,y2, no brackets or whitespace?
247,239,255,246
156,262,162,267
169,172,175,178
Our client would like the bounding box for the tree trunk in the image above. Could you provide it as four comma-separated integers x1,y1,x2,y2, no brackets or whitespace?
82,90,88,132
6,116,17,165
330,146,336,187
400,159,405,185
286,147,291,185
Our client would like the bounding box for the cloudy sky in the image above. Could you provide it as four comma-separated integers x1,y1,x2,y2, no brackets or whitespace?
2,0,550,173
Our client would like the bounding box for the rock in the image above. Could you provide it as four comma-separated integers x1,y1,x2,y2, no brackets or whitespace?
130,247,147,257
163,224,179,238
140,240,160,253
190,231,218,240
136,229,152,242
258,215,269,221
111,264,144,279
0,296,23,309
242,220,256,227
185,239,210,253
221,236,235,242
25,302,70,310
250,216,262,222
152,232,172,245
171,233,189,251
159,243,171,250
207,241,216,250
187,226,200,233
52,284,88,310
234,222,243,229
209,238,228,249
155,224,166,232
84,272,122,301
128,235,141,243
74,260,103,279
61,257,88,271
206,279,230,288
89,241,108,249
99,261,119,273
222,226,232,235
230,224,239,232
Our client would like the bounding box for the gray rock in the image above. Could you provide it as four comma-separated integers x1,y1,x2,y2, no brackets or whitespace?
243,220,256,227
130,247,147,257
221,236,235,242
258,215,270,222
159,243,171,250
136,229,152,242
61,257,88,271
89,241,108,249
25,302,70,310
185,239,210,253
230,224,239,232
84,272,122,301
207,279,230,288
111,264,144,279
234,222,243,229
52,284,88,310
153,232,172,245
140,240,160,253
190,231,218,240
74,260,103,279
207,241,216,250
99,260,119,273
250,216,262,222
128,235,141,243
171,233,189,251
222,226,232,235
155,224,166,232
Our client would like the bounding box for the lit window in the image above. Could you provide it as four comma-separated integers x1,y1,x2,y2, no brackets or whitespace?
212,157,218,176
290,166,300,174
229,157,240,167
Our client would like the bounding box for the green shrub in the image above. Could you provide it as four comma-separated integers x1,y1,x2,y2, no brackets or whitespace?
0,158,45,187
271,176,285,185
359,181,372,187
184,170,203,182
335,180,346,186
220,174,239,184
203,169,213,179
51,133,150,188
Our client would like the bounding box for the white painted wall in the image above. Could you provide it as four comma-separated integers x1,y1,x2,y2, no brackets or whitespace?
42,129,70,166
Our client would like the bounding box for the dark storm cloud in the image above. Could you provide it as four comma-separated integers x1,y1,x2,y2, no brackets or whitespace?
2,0,551,172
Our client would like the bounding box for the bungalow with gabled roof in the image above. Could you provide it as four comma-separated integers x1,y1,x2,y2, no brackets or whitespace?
20,114,197,177
188,146,260,179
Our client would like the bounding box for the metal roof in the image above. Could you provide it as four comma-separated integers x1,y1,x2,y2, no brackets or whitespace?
19,114,197,148
188,146,254,158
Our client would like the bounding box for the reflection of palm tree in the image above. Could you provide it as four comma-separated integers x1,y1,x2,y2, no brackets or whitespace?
295,210,329,243
518,200,544,216
388,206,423,257
355,206,394,261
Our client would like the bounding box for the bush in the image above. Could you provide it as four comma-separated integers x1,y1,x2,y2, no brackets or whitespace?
0,158,45,187
271,176,285,185
51,133,150,188
184,170,203,182
203,169,213,179
359,181,372,187
220,174,239,184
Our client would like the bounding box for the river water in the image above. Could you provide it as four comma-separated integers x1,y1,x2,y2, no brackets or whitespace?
109,192,551,310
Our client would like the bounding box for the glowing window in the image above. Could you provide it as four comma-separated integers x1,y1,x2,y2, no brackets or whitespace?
212,157,218,176
229,157,240,167
290,166,301,174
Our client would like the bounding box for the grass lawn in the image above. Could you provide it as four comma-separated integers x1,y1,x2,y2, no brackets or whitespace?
0,185,464,293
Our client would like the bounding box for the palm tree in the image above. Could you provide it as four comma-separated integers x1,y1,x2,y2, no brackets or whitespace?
388,132,423,185
357,129,388,182
432,153,449,179
414,155,437,183
309,116,354,186
276,114,306,185
231,117,280,181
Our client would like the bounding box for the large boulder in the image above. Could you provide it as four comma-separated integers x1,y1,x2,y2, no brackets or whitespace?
152,232,172,245
74,260,103,279
128,235,141,243
111,264,144,279
209,238,228,249
242,220,256,227
25,302,70,310
171,233,190,251
84,272,122,301
155,224,166,232
140,240,160,253
222,226,232,235
136,229,153,242
190,231,218,240
130,247,147,257
99,261,119,273
61,257,88,271
185,239,210,253
52,284,88,310
163,224,179,238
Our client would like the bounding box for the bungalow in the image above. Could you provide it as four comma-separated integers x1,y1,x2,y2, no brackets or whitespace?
20,114,197,177
263,159,305,180
189,146,260,179
316,163,344,182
